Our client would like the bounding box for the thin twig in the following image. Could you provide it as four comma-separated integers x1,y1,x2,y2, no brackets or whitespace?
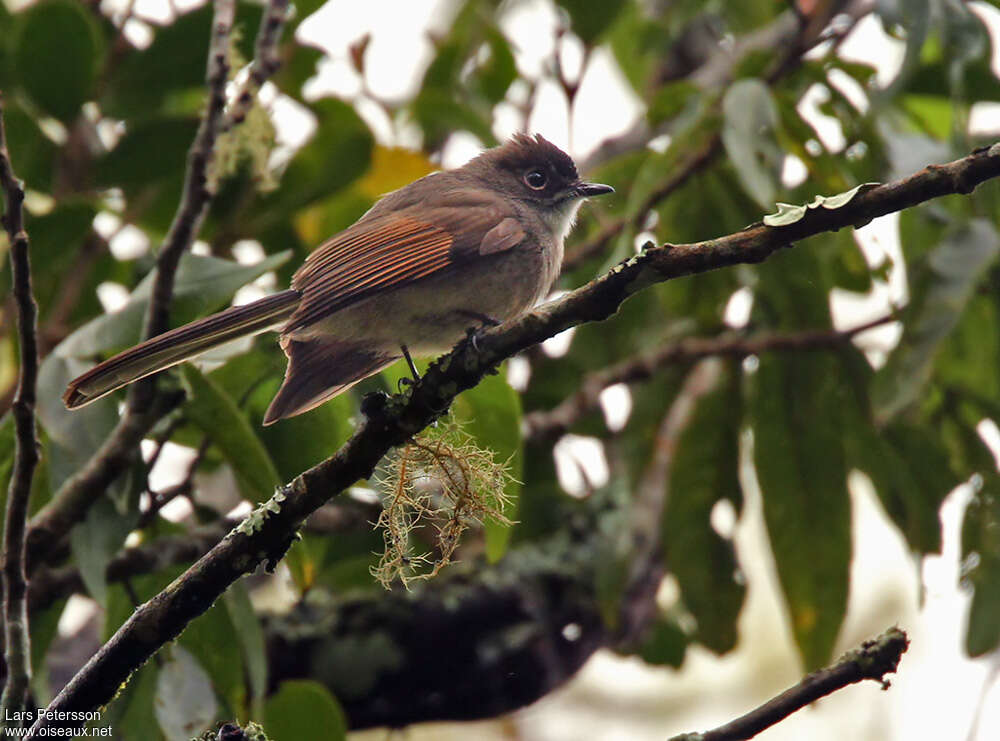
524,314,897,441
669,627,909,741
0,93,42,723
22,0,285,570
221,0,290,131
25,143,1000,736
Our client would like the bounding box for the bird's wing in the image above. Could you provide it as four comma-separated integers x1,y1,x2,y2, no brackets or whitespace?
286,199,525,333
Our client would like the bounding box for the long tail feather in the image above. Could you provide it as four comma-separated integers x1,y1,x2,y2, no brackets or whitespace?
63,289,301,409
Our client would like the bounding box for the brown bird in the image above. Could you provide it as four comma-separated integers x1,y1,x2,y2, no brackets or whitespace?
63,134,613,424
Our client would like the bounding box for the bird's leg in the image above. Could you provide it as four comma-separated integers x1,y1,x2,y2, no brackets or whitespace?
456,310,502,353
398,344,420,391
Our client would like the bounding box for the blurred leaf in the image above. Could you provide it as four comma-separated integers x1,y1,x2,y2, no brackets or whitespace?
0,101,57,192
264,680,347,741
103,3,262,118
274,43,325,98
12,0,103,121
453,368,523,561
648,80,700,126
36,353,121,491
180,599,245,715
558,0,627,43
936,293,1000,401
635,616,687,668
106,663,159,738
664,367,744,654
28,597,64,706
962,487,1000,656
607,3,671,93
412,89,495,149
722,79,781,208
846,416,954,554
259,391,353,480
154,646,218,740
95,117,200,190
69,497,138,607
874,220,999,422
829,229,874,293
181,364,281,503
751,250,850,670
16,201,97,317
224,582,268,704
355,146,436,202
473,28,517,103
260,99,373,219
899,94,953,139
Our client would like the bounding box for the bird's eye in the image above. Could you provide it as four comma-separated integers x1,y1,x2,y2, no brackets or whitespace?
524,169,547,189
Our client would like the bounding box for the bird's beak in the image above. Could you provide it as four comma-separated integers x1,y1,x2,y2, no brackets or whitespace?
574,181,615,198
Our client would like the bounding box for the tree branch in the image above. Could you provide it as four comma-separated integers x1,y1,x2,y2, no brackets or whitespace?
565,3,858,272
26,142,1000,736
0,93,42,722
24,0,289,571
669,626,909,741
524,314,896,442
222,0,290,131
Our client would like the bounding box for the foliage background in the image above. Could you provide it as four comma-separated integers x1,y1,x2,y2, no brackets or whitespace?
1,0,1000,738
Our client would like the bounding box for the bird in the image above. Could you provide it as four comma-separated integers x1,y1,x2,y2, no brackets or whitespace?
63,134,614,425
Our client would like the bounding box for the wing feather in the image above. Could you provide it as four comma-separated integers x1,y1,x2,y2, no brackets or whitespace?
286,200,523,333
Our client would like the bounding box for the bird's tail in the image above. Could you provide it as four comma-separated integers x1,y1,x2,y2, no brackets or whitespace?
63,289,301,409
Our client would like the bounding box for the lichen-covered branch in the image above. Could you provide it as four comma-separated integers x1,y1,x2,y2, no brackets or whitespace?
669,627,909,741
27,144,1000,736
0,93,42,723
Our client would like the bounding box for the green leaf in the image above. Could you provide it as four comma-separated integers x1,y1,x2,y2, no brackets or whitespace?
28,597,65,706
722,79,781,208
962,487,1000,656
95,117,200,190
180,599,245,715
259,99,373,220
258,392,353,481
664,367,745,654
0,101,57,192
874,220,1000,422
264,680,347,741
453,367,523,561
636,617,688,668
181,365,281,503
12,0,103,121
154,646,218,740
846,417,954,554
103,3,262,118
473,28,517,104
558,0,627,44
69,497,138,608
223,582,268,704
751,250,850,670
751,350,851,670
